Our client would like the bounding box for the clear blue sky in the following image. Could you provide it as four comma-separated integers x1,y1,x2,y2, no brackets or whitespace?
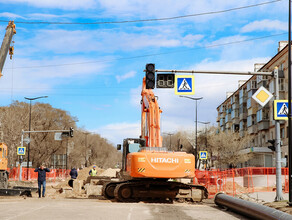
0,0,288,145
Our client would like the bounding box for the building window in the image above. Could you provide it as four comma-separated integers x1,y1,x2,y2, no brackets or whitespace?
247,115,252,127
269,81,274,94
247,98,251,109
279,78,285,91
257,75,263,83
256,108,269,122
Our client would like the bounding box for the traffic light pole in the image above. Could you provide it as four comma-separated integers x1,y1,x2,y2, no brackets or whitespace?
19,128,73,180
274,67,284,201
154,67,284,201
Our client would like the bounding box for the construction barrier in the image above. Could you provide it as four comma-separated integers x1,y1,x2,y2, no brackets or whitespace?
8,167,71,181
194,167,289,198
8,166,289,198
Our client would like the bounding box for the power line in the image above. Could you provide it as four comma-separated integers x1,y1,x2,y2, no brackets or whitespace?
4,32,287,70
0,0,282,25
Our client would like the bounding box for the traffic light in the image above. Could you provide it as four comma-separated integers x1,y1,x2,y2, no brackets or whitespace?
267,139,275,151
145,63,155,89
156,73,175,88
69,127,74,137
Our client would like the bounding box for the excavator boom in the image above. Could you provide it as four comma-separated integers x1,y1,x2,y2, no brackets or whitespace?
141,77,162,147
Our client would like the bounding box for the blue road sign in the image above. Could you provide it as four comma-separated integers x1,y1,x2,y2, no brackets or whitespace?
199,151,208,160
175,75,194,95
274,100,288,120
17,147,26,155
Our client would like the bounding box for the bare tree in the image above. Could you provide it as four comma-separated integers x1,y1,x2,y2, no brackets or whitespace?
207,127,253,169
0,101,121,169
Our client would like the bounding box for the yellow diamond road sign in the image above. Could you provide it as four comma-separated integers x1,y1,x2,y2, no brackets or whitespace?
252,86,273,107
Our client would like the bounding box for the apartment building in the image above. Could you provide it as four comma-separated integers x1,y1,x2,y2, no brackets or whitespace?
216,41,288,168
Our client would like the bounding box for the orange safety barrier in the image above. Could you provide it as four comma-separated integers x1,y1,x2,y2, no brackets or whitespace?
8,167,71,181
194,167,289,198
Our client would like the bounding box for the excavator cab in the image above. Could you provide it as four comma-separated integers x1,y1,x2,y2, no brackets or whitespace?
0,143,9,188
120,138,146,171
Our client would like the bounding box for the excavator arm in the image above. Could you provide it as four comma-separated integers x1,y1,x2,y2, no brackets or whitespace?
0,21,16,77
141,77,162,147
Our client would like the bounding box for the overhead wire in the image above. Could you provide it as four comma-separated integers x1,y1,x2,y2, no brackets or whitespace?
0,0,282,25
4,32,287,70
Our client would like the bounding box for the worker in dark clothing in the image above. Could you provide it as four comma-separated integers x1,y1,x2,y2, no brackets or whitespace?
70,167,78,179
34,164,50,198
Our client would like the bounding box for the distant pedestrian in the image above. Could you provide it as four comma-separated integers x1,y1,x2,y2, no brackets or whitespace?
89,165,97,176
34,164,50,198
70,167,78,179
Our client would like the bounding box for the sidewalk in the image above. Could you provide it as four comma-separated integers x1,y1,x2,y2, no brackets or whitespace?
248,192,289,202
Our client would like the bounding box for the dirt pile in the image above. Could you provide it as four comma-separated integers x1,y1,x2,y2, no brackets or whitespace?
265,201,292,215
99,168,120,178
225,181,248,194
77,166,104,181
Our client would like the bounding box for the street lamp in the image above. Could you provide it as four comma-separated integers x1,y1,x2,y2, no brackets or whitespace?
83,132,90,167
198,121,210,149
179,96,203,169
24,96,48,179
164,133,174,150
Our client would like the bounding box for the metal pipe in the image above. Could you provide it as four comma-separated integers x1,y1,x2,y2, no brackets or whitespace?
214,193,292,220
155,69,273,76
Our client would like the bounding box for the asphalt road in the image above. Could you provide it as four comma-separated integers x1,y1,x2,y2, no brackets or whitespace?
0,198,248,220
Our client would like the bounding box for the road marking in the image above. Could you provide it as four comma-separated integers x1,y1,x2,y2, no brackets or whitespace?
127,207,133,220
4,205,47,220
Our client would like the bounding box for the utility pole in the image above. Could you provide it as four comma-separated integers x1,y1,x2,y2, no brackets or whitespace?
84,132,90,167
156,67,282,196
274,67,284,201
179,96,203,169
24,96,48,180
288,0,292,206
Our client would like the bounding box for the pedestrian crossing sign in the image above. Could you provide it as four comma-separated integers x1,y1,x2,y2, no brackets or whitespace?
175,75,195,95
274,100,288,120
17,147,26,155
199,151,208,160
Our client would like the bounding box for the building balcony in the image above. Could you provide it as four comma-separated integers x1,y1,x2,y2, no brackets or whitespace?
247,108,257,115
257,120,269,130
232,118,239,124
225,122,233,129
247,125,258,134
239,113,247,120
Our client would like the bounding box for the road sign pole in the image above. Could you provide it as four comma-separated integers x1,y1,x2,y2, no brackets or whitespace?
274,67,284,201
19,130,24,181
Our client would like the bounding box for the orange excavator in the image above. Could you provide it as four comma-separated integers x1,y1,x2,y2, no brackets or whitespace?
102,65,207,202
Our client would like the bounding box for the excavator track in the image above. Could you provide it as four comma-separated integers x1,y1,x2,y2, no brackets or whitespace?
103,179,208,202
102,181,127,200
